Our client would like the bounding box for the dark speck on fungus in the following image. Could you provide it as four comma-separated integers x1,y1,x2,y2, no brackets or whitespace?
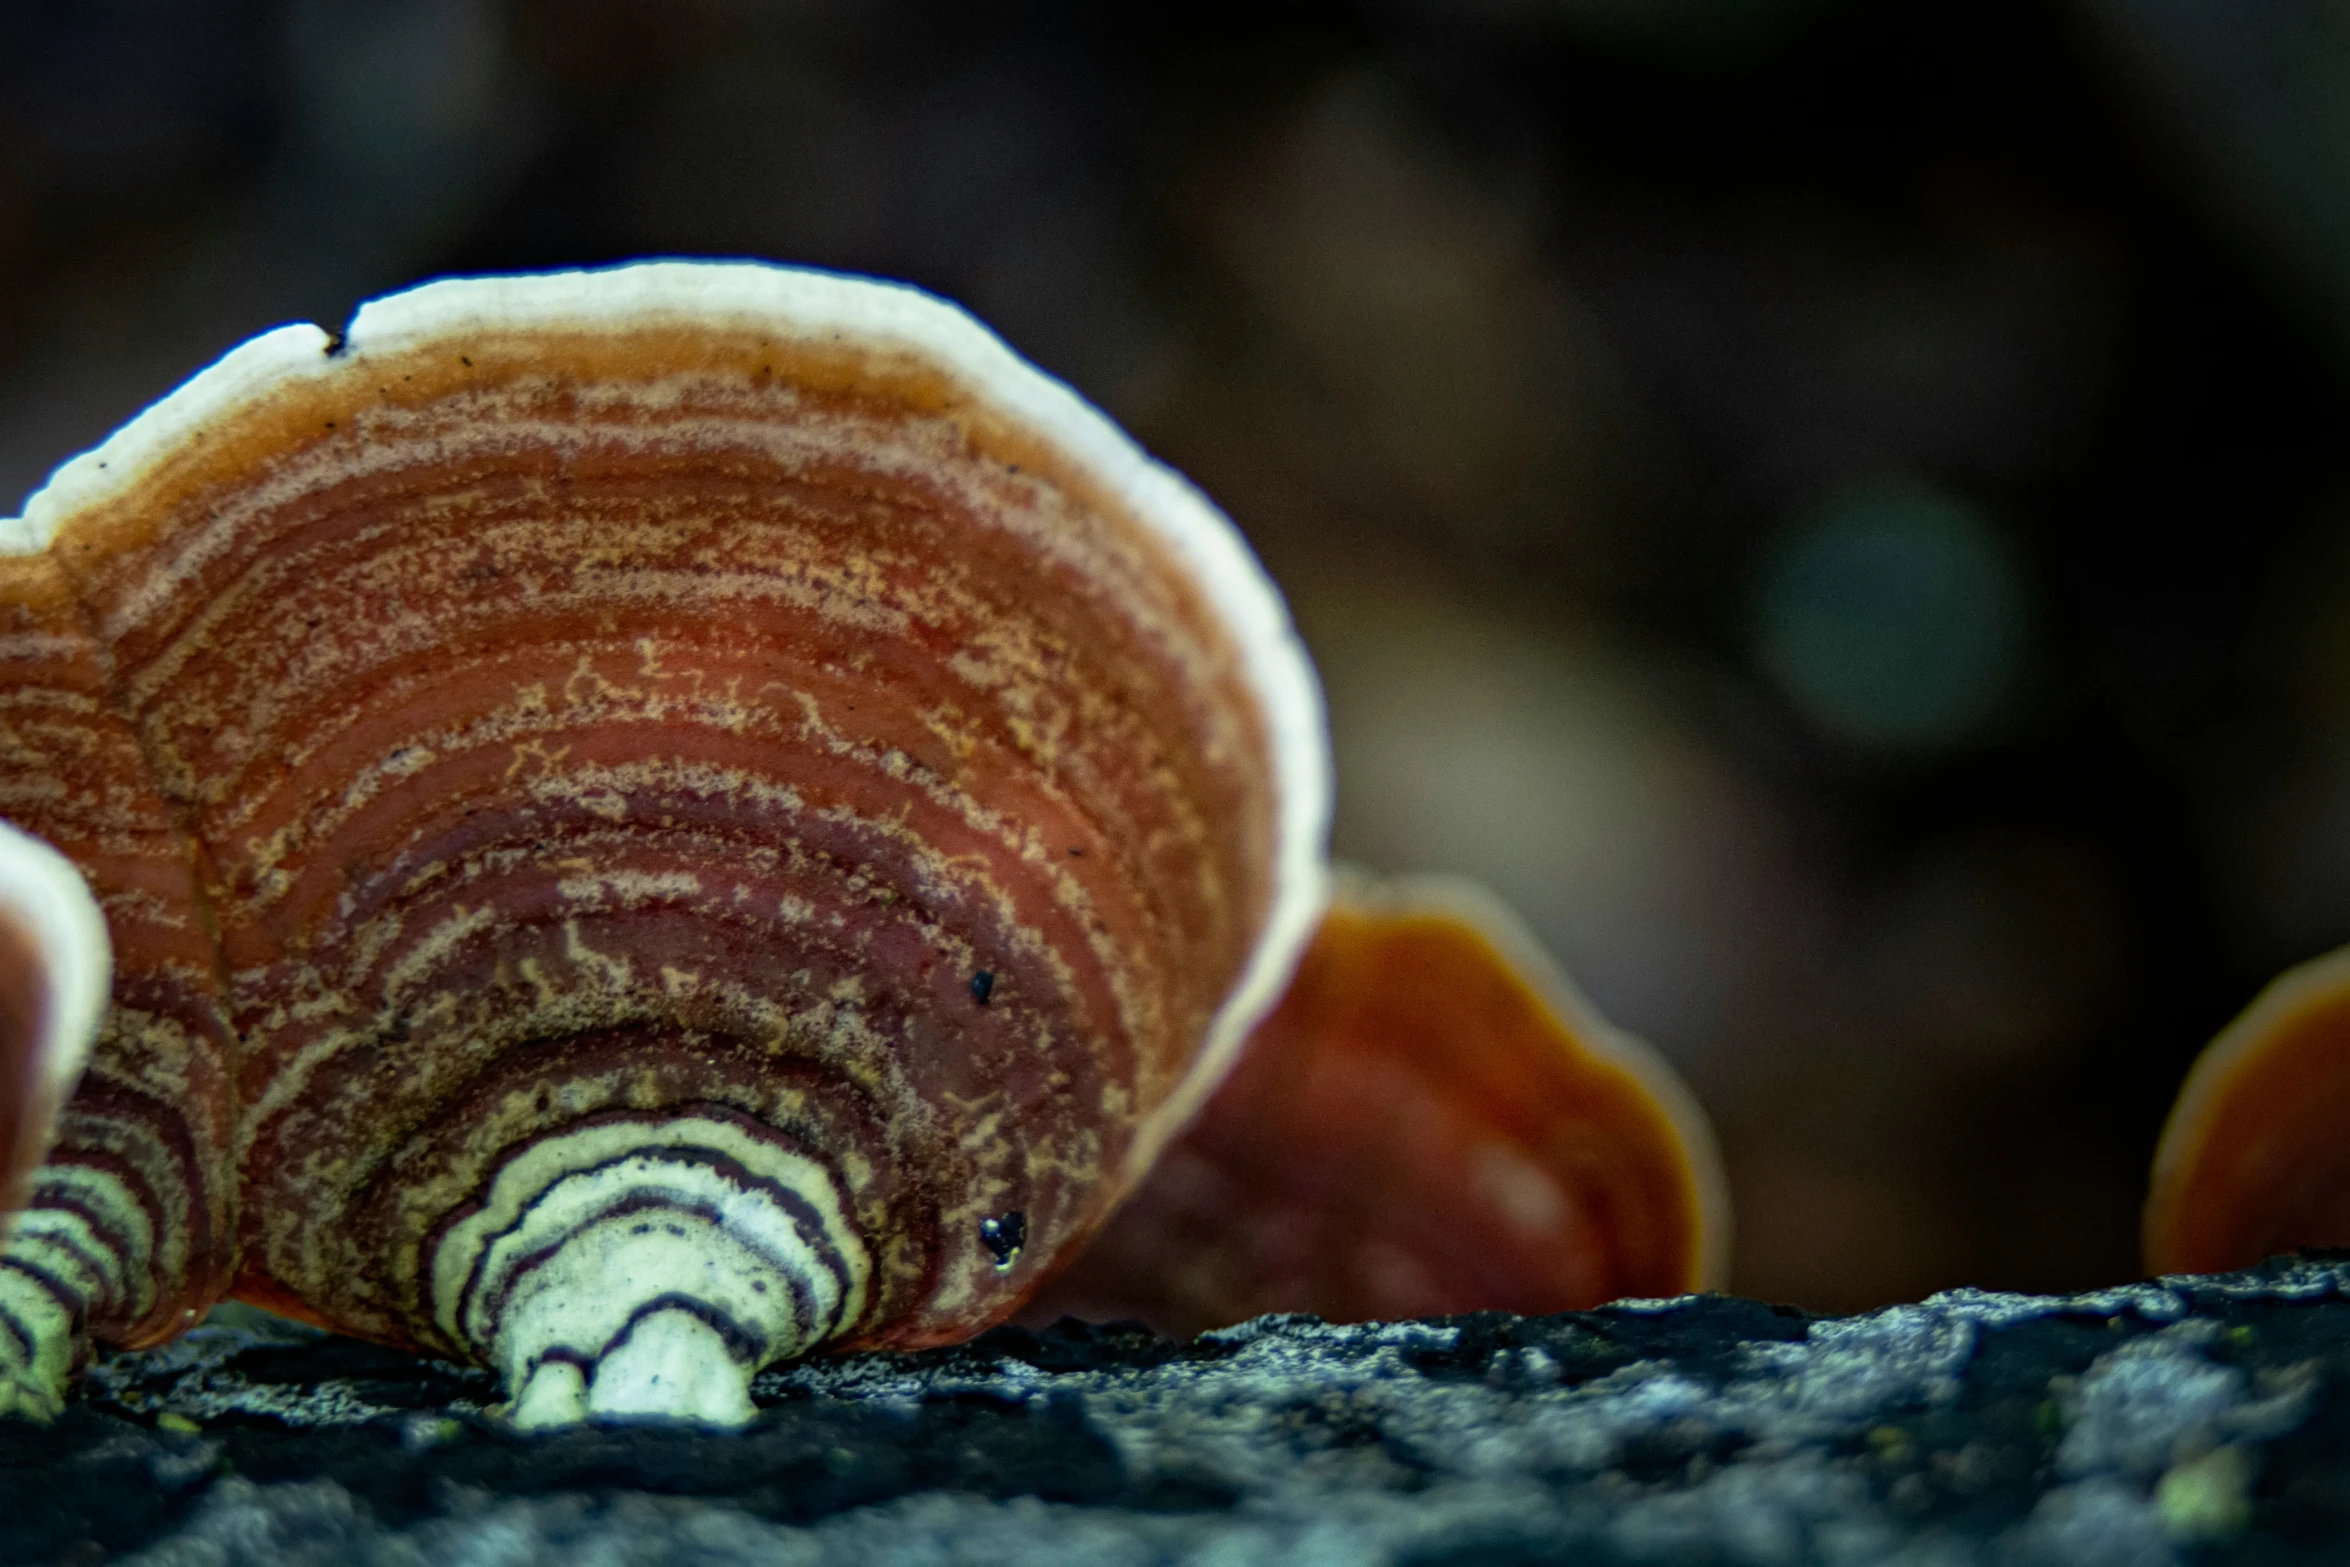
979,1212,1026,1269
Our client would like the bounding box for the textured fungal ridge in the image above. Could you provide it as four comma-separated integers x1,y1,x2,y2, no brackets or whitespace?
0,262,1329,1426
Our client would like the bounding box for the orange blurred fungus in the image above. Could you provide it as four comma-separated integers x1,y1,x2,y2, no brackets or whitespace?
1027,873,1729,1337
2146,946,2350,1277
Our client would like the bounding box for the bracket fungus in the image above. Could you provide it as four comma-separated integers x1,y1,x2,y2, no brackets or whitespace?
1026,871,1728,1336
2145,946,2350,1278
0,260,1725,1428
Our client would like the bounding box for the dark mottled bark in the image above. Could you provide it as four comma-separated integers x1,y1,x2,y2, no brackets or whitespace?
10,1257,2350,1564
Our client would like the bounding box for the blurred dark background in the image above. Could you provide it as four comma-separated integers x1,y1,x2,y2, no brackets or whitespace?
4,0,2348,1313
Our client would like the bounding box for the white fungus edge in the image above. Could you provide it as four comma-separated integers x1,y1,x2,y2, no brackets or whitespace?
0,818,112,1161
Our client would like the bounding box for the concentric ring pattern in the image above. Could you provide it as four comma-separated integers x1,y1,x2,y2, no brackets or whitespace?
0,263,1329,1413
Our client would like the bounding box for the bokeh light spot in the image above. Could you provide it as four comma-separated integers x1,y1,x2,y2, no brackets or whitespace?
1754,477,2028,751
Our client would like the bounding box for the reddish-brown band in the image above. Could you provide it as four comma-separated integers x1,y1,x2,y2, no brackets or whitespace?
26,322,1285,1357
1026,891,1715,1337
2145,950,2350,1276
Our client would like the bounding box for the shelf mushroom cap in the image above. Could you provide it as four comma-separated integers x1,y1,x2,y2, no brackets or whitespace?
17,260,1332,1187
0,260,1331,1423
1026,868,1730,1336
2145,944,2350,1277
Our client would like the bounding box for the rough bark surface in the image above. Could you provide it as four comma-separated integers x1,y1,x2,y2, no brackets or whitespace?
10,1257,2350,1565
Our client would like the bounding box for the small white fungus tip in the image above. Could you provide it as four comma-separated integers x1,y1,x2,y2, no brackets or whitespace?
0,818,111,1161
